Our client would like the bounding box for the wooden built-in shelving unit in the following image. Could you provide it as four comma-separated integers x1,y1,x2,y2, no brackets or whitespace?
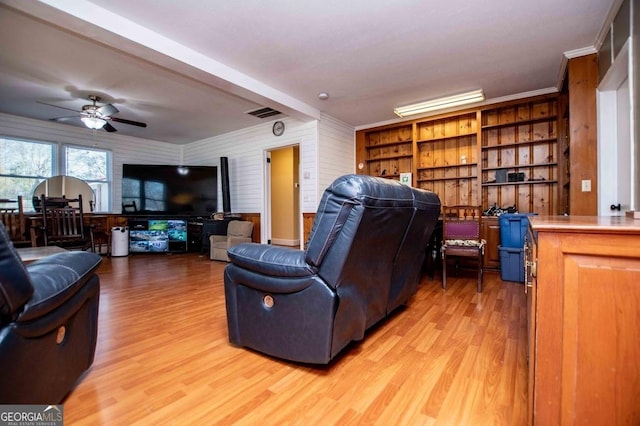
356,94,562,216
415,112,478,206
480,98,559,214
362,124,413,180
355,56,598,276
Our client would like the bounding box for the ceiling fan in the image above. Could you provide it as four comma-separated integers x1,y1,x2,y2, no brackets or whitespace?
43,95,147,132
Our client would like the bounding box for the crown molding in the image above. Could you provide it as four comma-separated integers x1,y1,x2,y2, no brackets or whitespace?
564,46,598,59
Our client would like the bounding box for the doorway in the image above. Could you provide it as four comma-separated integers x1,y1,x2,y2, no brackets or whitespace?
265,145,300,246
598,42,632,216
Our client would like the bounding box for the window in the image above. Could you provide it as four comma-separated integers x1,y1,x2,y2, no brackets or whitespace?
64,145,111,212
0,137,111,212
0,138,55,209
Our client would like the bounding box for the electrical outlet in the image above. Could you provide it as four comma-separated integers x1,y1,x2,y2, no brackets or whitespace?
581,179,591,192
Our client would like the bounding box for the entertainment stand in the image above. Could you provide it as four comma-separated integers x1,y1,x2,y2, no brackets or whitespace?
126,216,241,254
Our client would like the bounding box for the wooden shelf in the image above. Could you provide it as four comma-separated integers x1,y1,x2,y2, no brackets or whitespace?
374,174,403,179
482,138,557,149
366,153,413,162
481,115,557,130
418,175,477,183
416,132,476,144
483,162,557,171
417,162,477,171
366,140,412,149
482,180,557,187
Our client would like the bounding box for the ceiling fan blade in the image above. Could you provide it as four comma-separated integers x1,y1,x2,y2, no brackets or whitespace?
37,100,81,113
103,122,117,132
97,103,118,116
110,116,147,128
50,115,80,122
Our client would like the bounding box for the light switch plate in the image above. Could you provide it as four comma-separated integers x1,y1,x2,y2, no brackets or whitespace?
581,179,591,192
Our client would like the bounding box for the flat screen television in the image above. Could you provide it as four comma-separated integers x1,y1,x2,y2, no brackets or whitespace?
129,219,188,253
122,164,217,216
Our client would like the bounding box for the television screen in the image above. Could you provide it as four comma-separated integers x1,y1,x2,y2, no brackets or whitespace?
166,219,187,242
129,219,188,253
122,164,217,216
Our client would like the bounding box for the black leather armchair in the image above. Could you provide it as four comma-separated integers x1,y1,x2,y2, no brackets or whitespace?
224,174,441,364
0,223,101,403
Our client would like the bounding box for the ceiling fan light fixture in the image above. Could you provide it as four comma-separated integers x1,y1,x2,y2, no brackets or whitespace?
81,116,107,130
394,89,485,117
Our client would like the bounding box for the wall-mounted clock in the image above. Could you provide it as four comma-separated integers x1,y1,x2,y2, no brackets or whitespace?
272,120,285,136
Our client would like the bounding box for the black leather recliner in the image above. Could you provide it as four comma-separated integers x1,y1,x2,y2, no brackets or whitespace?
224,174,441,364
0,223,101,403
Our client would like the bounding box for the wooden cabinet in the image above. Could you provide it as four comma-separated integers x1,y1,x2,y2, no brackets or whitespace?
480,97,558,214
525,216,640,425
524,224,537,426
480,216,500,270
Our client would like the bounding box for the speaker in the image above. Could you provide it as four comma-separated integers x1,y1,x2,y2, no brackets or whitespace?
220,156,231,213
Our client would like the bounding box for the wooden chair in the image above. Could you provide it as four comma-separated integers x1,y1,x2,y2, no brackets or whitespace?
122,201,137,214
441,205,485,292
88,216,111,256
0,196,31,247
40,194,95,252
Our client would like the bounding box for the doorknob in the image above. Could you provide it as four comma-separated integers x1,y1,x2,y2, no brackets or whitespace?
610,203,621,211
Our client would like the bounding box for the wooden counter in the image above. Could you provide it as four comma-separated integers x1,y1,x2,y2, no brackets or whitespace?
526,215,640,425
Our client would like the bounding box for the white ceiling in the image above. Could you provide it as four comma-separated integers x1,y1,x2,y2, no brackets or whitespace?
0,0,616,144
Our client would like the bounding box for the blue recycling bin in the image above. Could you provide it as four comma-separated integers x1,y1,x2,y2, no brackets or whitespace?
499,213,536,248
498,245,525,282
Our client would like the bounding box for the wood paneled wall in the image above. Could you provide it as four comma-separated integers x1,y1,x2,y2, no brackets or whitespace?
239,212,261,243
568,54,599,215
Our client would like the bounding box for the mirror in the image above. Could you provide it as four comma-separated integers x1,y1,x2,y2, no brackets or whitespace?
32,175,95,212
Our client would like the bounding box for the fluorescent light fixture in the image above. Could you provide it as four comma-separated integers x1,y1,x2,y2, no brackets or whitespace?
81,116,106,129
394,89,485,117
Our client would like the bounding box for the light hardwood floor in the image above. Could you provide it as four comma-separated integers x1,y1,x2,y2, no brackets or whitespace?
63,253,527,425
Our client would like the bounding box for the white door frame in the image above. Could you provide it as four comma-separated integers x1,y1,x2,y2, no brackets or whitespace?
597,40,633,215
263,143,301,245
262,150,272,243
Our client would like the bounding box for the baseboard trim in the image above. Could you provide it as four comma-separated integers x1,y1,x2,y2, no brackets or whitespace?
271,238,300,247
